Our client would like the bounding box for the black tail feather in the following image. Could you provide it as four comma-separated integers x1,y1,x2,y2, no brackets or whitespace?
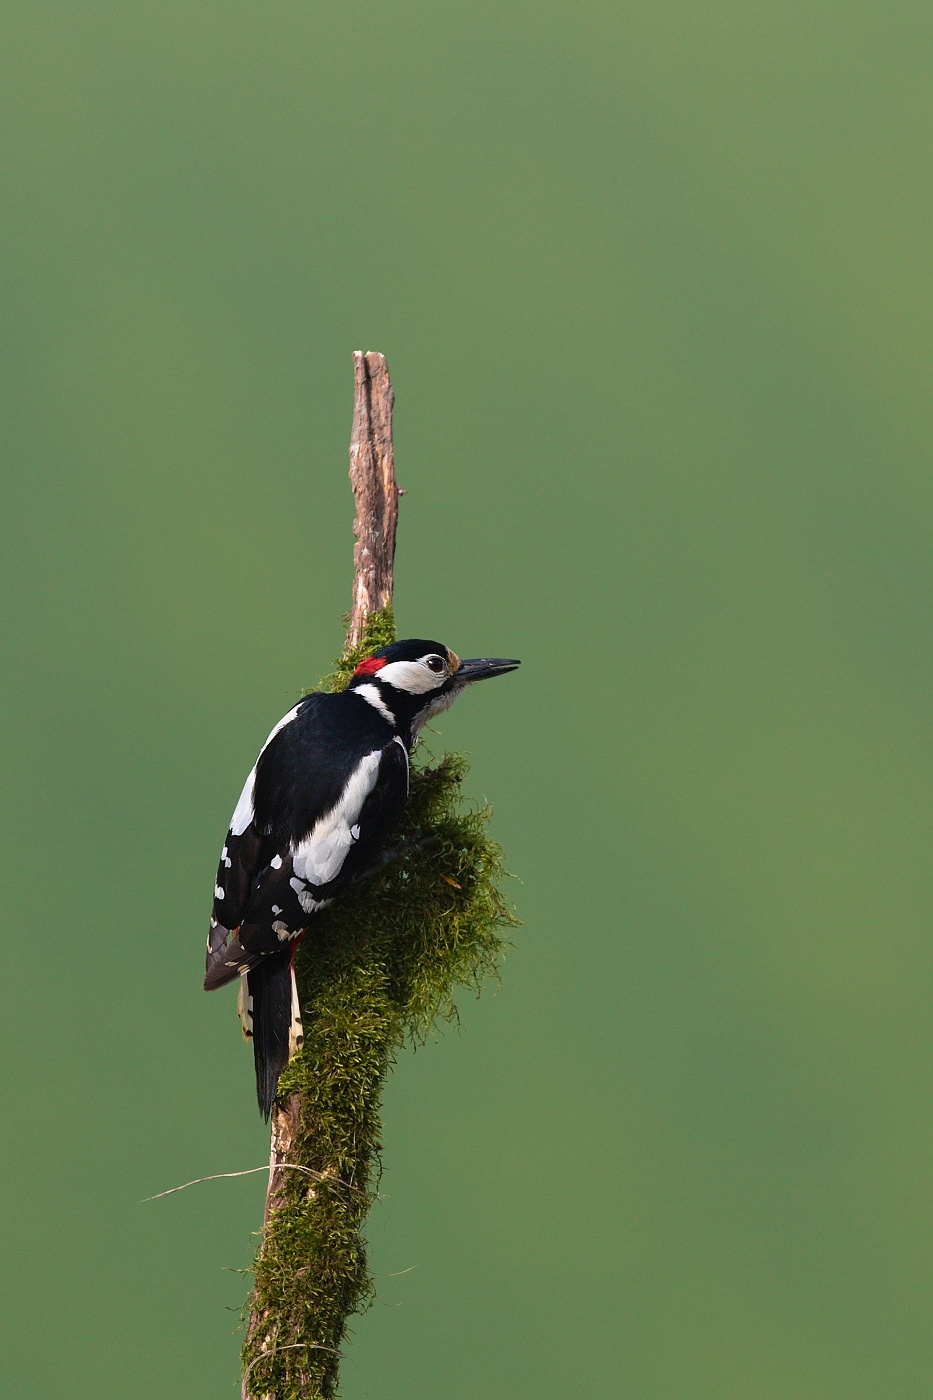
247,952,293,1120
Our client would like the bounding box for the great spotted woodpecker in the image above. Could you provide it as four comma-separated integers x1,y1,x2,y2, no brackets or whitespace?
205,639,520,1117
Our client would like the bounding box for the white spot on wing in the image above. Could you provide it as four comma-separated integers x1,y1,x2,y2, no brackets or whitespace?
287,871,330,914
214,884,225,900
270,854,283,870
297,889,330,914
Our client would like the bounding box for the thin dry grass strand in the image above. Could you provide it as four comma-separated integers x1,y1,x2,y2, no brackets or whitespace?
143,1164,336,1202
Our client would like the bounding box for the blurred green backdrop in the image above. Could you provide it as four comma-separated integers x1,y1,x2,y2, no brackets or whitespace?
3,2,933,1396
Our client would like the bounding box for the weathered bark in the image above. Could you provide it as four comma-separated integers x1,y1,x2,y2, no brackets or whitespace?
241,352,398,1400
346,352,398,651
260,1093,302,1230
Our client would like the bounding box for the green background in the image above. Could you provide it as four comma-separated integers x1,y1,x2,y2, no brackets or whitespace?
2,2,932,1396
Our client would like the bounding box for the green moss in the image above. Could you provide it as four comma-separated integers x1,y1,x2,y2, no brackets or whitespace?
243,608,517,1399
314,606,398,696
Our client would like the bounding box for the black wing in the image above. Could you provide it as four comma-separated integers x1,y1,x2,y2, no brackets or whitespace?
205,695,406,990
204,696,313,990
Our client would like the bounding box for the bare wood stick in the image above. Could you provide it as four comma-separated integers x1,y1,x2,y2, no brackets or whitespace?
242,352,398,1400
346,351,398,650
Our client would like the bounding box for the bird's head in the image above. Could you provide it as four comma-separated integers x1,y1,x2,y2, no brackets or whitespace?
348,638,520,741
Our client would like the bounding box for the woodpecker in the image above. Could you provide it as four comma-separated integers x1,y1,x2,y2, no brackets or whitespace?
205,639,520,1117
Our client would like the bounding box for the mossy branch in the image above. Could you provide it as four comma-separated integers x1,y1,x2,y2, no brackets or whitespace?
240,362,517,1399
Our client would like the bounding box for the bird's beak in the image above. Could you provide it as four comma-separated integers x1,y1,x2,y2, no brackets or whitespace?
453,657,521,684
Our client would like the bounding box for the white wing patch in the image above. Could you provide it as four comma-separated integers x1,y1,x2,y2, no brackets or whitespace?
229,703,303,836
230,768,257,837
291,749,382,886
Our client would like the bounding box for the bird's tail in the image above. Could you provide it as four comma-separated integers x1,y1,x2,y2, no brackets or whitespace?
244,950,304,1119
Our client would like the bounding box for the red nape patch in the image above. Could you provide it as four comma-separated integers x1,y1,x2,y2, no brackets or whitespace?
353,656,387,677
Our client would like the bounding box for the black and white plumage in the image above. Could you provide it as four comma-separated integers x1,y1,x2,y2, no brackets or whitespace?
205,639,520,1117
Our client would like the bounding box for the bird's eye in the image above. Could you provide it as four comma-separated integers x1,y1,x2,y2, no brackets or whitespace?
426,655,446,674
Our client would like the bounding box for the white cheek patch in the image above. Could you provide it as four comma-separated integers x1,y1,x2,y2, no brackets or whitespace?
377,659,445,695
291,749,382,886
